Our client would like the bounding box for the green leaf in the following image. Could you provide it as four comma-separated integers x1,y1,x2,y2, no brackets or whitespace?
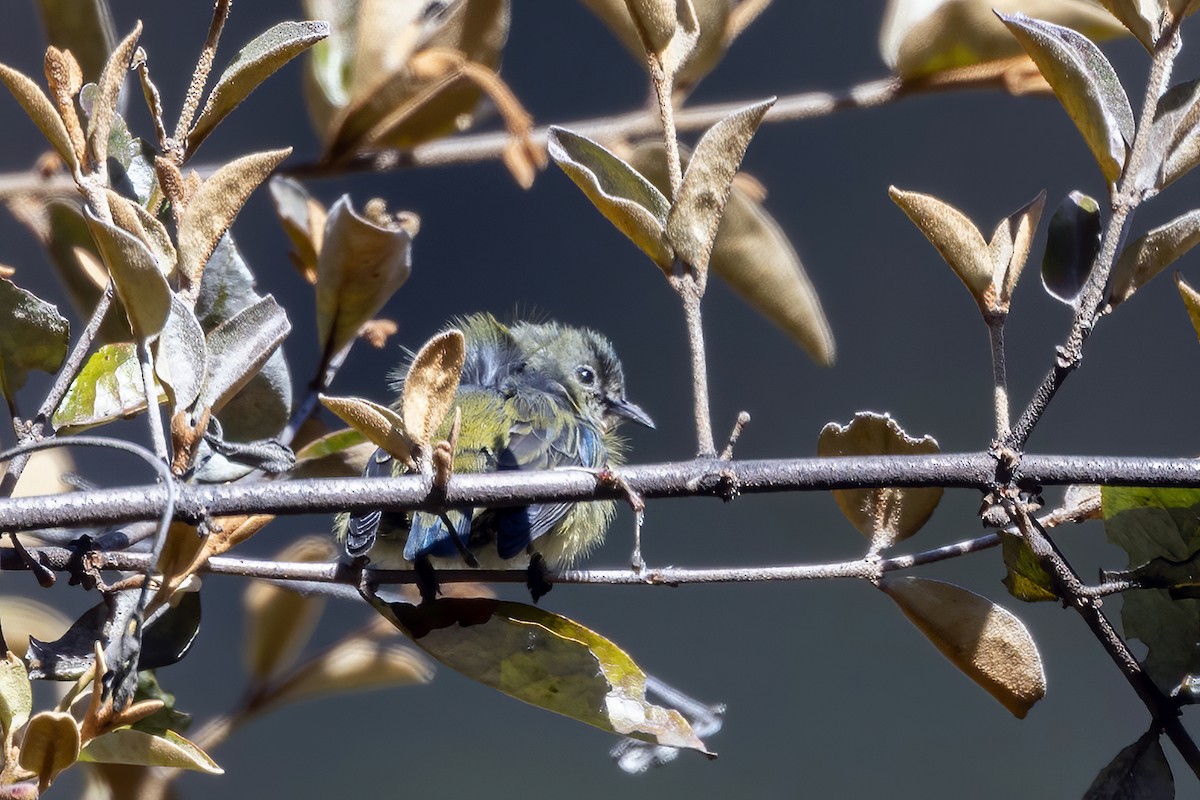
188,21,330,158
666,98,773,275
880,576,1046,719
197,295,291,414
1084,730,1174,799
0,62,79,170
79,728,222,773
370,596,713,755
52,342,163,431
547,127,673,271
315,196,415,368
85,208,171,342
1102,549,1200,598
999,13,1134,184
175,148,292,290
0,651,32,745
1103,485,1200,692
1111,210,1200,306
1042,190,1102,306
817,412,942,550
0,278,69,400
294,427,367,461
1000,532,1058,602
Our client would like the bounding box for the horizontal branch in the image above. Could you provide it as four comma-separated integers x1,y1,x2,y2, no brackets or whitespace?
2,451,1198,533
2,530,1003,587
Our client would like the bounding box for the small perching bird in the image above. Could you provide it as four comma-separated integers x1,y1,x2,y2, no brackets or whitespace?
335,313,653,601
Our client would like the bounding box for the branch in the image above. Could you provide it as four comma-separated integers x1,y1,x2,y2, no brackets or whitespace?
6,451,1200,532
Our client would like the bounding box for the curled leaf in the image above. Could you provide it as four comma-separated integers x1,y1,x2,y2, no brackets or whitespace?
818,412,942,550
84,209,171,341
19,710,80,790
86,23,141,171
547,127,673,270
889,187,993,311
197,295,292,414
880,576,1046,718
1042,190,1101,306
315,195,415,368
400,329,465,450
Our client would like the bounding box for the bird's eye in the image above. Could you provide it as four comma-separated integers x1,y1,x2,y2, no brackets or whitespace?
575,365,596,386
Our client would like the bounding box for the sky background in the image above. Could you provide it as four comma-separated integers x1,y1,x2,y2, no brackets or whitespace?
3,1,1200,798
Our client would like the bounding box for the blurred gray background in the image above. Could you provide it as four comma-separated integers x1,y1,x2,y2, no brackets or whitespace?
3,2,1200,797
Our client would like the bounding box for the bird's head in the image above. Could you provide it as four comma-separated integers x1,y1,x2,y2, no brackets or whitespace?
513,322,654,433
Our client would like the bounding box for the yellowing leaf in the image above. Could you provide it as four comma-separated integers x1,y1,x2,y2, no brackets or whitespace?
880,576,1046,718
818,412,942,549
371,596,713,755
880,0,1127,79
0,651,32,744
52,342,166,431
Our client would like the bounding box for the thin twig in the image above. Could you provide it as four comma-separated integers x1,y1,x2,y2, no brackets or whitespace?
173,0,231,149
1004,24,1182,452
987,318,1010,442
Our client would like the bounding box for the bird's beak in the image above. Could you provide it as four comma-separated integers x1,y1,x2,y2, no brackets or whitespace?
608,397,655,429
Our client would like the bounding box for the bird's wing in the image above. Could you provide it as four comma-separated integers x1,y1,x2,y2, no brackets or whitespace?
405,387,505,562
344,448,391,557
494,404,606,559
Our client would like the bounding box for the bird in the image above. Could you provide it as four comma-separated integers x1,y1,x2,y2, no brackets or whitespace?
335,313,653,601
